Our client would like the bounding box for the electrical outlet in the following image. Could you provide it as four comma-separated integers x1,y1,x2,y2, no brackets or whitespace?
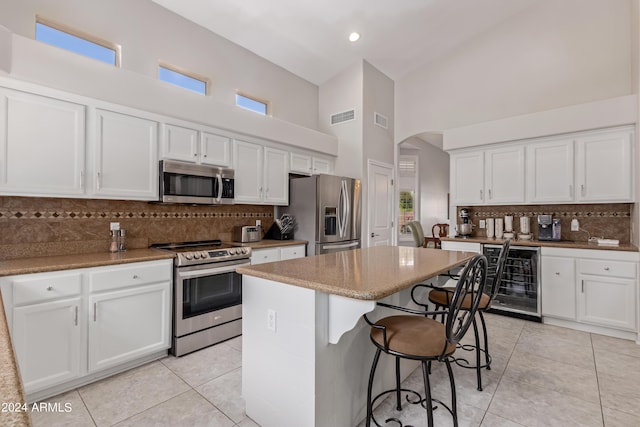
267,309,277,332
256,219,262,227
479,219,486,229
571,218,579,231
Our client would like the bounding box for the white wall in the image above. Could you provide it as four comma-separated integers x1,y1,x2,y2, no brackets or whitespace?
400,140,450,235
395,0,633,142
362,61,394,166
0,0,320,131
319,61,364,178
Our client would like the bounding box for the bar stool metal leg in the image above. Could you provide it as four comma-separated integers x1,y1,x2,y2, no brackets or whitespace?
366,348,382,427
421,360,434,427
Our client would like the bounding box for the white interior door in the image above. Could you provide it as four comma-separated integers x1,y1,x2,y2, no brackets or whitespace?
367,160,394,247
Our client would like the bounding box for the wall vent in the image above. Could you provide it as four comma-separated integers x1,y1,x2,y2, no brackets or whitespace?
330,109,355,126
374,112,388,129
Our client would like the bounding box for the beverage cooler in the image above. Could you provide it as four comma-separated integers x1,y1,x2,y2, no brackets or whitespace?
483,244,541,321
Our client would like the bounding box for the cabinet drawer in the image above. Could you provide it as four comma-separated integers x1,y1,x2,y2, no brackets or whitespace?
13,273,82,306
280,245,305,260
89,261,172,293
577,259,636,279
251,248,280,265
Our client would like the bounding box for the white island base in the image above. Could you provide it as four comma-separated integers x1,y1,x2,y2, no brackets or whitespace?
242,275,428,427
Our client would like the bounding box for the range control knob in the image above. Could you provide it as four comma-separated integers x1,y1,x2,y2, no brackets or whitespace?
242,248,248,254
192,253,200,259
199,251,207,259
184,254,193,260
230,248,237,255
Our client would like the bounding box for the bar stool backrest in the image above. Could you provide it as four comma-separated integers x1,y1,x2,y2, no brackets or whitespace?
486,239,510,303
445,254,488,348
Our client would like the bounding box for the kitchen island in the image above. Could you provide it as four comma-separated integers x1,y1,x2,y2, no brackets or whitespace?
236,246,474,427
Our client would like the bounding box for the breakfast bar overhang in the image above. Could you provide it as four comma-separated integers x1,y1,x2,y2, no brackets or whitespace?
237,246,475,427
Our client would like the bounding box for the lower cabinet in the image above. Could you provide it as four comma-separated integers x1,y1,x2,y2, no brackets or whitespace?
540,247,638,334
0,259,172,400
250,244,306,265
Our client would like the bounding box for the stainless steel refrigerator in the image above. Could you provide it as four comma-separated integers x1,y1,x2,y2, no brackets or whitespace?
279,174,361,255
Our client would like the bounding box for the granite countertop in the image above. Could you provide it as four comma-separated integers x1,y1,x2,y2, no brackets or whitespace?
226,239,308,249
0,291,30,426
237,246,474,300
441,237,639,252
0,249,176,277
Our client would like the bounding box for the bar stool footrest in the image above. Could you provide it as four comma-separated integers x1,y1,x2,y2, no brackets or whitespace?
452,343,492,370
369,388,432,427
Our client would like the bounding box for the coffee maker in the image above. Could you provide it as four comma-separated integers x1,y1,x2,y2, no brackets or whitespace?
538,215,561,241
458,208,473,237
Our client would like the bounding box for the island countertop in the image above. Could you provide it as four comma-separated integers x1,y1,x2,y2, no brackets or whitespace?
236,246,475,300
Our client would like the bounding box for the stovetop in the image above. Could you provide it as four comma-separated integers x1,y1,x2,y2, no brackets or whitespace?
151,240,251,267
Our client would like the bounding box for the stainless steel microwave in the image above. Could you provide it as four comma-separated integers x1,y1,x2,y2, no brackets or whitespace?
159,160,234,205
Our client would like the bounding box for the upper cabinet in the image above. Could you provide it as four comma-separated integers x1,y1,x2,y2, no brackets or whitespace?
290,152,334,176
449,126,634,206
0,88,86,197
93,109,158,200
161,123,231,167
233,140,289,205
526,139,574,203
451,146,525,205
575,129,633,202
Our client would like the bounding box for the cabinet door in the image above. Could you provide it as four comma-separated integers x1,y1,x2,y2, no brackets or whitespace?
290,153,312,175
577,275,636,331
450,151,484,205
0,89,85,196
484,146,525,204
526,139,575,203
88,282,170,373
233,140,263,203
13,297,83,394
541,256,576,320
200,131,231,166
94,109,158,200
312,157,332,175
162,124,199,163
576,130,633,202
263,147,289,205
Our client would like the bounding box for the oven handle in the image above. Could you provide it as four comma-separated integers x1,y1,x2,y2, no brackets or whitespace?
177,262,250,279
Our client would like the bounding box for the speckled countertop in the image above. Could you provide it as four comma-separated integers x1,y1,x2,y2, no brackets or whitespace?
441,237,639,252
0,249,176,277
237,246,475,300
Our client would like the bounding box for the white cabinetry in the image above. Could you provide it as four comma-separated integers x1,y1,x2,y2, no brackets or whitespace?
93,109,158,200
250,244,306,265
450,151,484,205
440,241,482,253
575,129,633,202
484,146,525,204
0,88,85,197
162,123,231,167
9,271,84,395
541,255,576,319
0,259,172,401
540,247,638,337
290,153,334,175
526,139,574,203
234,140,289,205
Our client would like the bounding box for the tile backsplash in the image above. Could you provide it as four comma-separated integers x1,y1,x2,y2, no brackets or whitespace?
0,196,274,260
455,203,632,243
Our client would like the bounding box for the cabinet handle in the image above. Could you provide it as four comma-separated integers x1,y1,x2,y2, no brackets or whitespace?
488,189,492,199
604,267,610,271
74,306,78,326
133,274,139,279
194,153,198,157
80,171,84,189
97,172,101,190
93,303,97,322
555,272,560,276
581,184,585,197
480,189,483,199
581,280,584,293
46,286,53,291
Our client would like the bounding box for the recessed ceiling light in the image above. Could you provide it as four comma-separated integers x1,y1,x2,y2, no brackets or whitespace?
348,32,360,42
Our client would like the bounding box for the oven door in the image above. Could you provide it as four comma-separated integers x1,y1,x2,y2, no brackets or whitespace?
174,259,247,337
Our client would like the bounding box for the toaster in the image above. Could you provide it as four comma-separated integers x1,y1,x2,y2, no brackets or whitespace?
233,225,262,243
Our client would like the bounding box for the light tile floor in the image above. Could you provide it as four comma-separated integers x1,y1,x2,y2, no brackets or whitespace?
30,314,640,427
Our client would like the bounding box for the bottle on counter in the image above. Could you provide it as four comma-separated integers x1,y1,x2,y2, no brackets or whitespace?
109,230,119,253
118,228,127,252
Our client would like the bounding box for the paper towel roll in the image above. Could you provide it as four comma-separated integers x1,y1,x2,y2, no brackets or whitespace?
520,216,530,234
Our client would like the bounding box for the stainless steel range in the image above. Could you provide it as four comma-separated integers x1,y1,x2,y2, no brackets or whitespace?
152,240,251,356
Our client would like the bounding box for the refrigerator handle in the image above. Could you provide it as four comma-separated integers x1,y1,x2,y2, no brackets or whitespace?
338,181,345,238
342,180,350,239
